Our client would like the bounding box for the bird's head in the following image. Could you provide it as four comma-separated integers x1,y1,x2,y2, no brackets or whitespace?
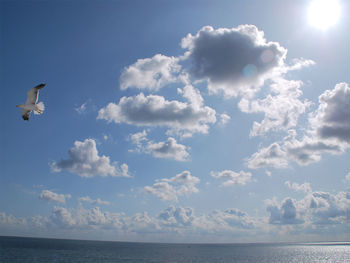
36,83,46,89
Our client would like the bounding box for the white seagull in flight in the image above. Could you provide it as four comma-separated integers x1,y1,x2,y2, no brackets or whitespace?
16,83,46,121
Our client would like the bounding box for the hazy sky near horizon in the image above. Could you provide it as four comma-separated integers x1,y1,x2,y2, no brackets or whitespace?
1,0,350,243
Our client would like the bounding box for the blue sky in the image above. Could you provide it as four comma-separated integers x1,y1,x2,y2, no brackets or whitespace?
1,0,350,243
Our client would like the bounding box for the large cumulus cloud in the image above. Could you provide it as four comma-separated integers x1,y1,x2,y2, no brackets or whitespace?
239,78,312,136
311,82,350,143
120,54,181,91
98,93,216,137
247,83,350,169
99,25,314,142
51,139,131,178
181,25,287,97
266,189,350,226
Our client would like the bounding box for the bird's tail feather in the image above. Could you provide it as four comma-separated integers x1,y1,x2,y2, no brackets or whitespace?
34,102,45,114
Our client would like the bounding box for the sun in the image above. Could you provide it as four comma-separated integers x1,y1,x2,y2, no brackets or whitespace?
308,0,341,30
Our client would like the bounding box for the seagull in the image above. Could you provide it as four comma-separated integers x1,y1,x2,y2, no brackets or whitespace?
16,83,46,121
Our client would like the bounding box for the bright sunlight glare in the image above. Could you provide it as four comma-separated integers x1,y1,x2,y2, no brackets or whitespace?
308,0,341,30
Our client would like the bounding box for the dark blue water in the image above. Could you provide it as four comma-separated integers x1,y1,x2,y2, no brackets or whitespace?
1,236,350,263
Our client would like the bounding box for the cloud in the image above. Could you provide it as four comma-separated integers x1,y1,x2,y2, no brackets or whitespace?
120,54,181,91
239,78,312,136
39,190,71,204
158,206,195,227
218,113,231,126
98,93,216,137
247,142,289,169
247,83,350,169
286,58,315,71
144,182,178,202
0,212,27,227
99,25,313,143
44,204,258,237
285,181,312,193
2,191,349,242
75,102,87,114
284,135,342,166
79,196,110,205
128,130,148,153
51,207,76,227
75,99,94,115
311,82,350,143
211,170,252,186
126,212,161,234
181,25,287,97
280,83,350,166
307,191,350,225
50,139,131,178
346,173,350,181
119,25,290,98
144,171,200,202
247,135,341,169
146,137,189,161
266,197,304,225
177,84,204,109
50,206,125,229
266,189,350,226
129,131,190,161
206,208,257,230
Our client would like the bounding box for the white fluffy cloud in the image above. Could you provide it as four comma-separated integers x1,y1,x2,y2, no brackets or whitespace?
204,208,257,230
146,137,189,161
158,206,195,227
239,79,312,136
144,182,178,202
266,189,350,226
2,190,350,242
181,25,287,97
285,181,312,194
311,82,350,143
118,25,289,98
129,131,190,161
120,54,181,91
247,142,289,169
100,25,314,143
79,196,110,205
144,171,200,202
29,204,259,240
0,212,27,227
266,197,304,225
211,170,252,186
50,139,131,178
218,113,231,126
247,132,342,169
98,93,216,137
247,83,350,169
50,206,124,229
128,130,148,153
39,190,71,204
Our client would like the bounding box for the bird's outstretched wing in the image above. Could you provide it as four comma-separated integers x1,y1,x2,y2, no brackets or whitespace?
21,109,31,120
25,83,45,105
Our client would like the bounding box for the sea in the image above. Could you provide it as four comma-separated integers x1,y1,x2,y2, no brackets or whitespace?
1,236,350,263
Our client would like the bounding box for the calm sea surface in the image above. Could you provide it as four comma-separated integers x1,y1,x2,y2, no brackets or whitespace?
1,236,350,263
